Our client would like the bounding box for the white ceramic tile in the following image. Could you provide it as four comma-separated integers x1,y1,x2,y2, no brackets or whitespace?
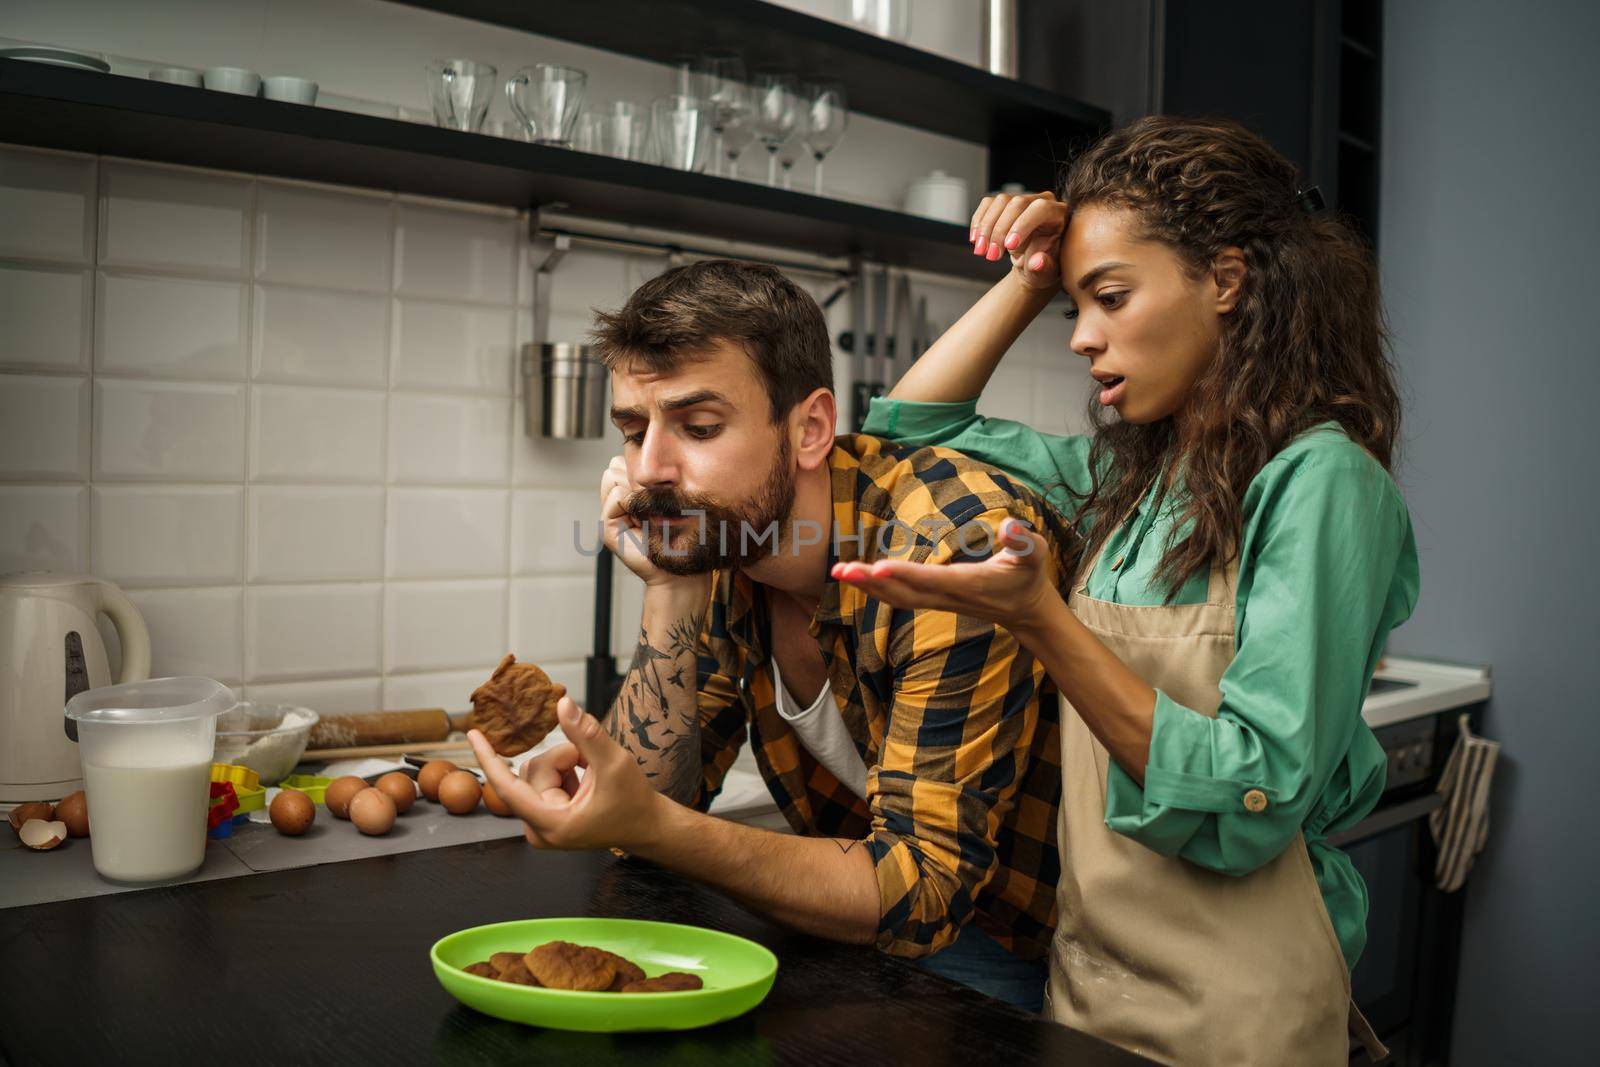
254,181,392,292
384,580,508,673
510,575,594,661
391,299,516,393
245,583,382,682
249,384,384,482
512,488,602,574
395,202,516,303
386,488,508,578
127,586,244,683
0,374,89,480
243,676,382,714
382,669,493,714
0,264,90,372
387,393,510,484
0,147,95,262
249,486,384,582
93,379,245,481
253,285,388,387
0,486,88,574
96,271,247,379
98,161,250,273
513,431,619,488
534,659,587,706
91,486,243,585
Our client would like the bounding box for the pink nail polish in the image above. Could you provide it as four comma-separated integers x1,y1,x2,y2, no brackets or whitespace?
1004,232,1020,250
987,246,1002,261
975,237,986,255
1029,253,1045,271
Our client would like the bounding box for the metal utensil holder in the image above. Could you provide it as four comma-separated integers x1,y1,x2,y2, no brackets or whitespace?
523,232,607,438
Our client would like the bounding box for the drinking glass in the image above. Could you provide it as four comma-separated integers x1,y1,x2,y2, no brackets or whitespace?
750,72,799,187
506,63,588,146
425,59,496,132
576,99,649,160
802,80,849,196
722,108,758,179
651,94,709,171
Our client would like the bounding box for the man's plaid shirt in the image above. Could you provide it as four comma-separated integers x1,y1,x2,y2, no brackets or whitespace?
690,433,1076,960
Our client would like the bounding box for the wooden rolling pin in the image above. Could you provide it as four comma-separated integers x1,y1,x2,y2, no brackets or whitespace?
306,709,473,750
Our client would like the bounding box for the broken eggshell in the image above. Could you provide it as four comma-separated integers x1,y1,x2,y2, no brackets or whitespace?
19,819,67,851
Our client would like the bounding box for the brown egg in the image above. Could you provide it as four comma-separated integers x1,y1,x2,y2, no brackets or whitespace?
417,759,458,802
269,788,315,836
325,775,368,819
482,779,512,817
54,791,89,838
348,787,396,835
376,771,416,814
437,770,482,815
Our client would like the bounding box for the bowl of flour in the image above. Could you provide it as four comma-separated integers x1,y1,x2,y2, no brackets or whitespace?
212,703,320,785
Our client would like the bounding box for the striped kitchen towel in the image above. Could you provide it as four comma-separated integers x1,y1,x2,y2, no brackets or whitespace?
1428,713,1501,892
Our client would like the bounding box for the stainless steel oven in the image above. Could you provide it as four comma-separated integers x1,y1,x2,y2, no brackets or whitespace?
1334,694,1481,1065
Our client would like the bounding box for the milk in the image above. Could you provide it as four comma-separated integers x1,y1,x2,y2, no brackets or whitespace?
81,759,212,882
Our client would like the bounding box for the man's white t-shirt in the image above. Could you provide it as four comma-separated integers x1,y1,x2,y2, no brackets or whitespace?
769,659,870,800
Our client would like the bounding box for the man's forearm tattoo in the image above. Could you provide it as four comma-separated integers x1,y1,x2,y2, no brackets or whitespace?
604,613,704,804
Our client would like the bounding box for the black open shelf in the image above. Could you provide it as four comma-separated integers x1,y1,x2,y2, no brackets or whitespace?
396,0,1109,157
0,58,1012,282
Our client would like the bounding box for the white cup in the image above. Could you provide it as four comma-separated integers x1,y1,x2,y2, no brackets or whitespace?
263,76,318,105
904,170,970,224
148,67,202,88
203,66,261,96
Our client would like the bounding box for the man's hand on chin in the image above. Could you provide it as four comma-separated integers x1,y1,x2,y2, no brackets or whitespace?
468,695,669,853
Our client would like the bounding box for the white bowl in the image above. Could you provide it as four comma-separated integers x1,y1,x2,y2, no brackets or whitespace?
203,66,260,95
149,66,202,87
212,702,320,785
263,75,318,105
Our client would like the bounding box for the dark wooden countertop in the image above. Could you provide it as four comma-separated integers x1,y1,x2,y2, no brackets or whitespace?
0,837,1149,1065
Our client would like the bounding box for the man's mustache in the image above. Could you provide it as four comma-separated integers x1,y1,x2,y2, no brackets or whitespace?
622,488,722,523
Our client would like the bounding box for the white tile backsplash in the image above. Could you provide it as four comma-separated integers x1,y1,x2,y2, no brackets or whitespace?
512,488,601,575
253,284,389,387
254,180,392,292
245,582,382,682
0,264,91,372
387,393,510,484
94,378,246,481
127,585,244,683
511,575,595,661
384,579,508,674
249,485,384,582
0,146,95,263
0,485,88,574
394,201,517,304
249,384,385,482
98,161,250,274
91,486,243,585
392,298,516,393
0,374,90,480
242,676,382,714
386,488,509,578
381,669,491,714
96,271,247,379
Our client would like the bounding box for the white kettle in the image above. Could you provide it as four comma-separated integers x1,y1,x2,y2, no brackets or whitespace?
0,574,150,802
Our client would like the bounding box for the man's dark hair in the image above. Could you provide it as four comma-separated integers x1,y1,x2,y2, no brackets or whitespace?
590,259,833,421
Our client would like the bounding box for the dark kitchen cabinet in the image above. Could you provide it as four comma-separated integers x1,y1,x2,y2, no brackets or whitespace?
1020,0,1383,247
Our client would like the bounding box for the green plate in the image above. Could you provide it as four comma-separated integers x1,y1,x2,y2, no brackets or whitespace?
430,917,778,1032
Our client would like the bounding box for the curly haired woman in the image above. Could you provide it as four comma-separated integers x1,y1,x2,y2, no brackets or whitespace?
836,116,1415,1064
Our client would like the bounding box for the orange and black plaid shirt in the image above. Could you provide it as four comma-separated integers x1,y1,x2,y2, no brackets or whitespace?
690,433,1075,960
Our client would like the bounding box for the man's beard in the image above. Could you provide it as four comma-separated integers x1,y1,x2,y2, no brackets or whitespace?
621,437,796,575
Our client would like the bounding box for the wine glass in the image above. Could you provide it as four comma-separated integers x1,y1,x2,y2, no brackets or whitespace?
802,80,849,196
777,137,803,190
722,107,758,179
750,72,799,187
695,51,747,176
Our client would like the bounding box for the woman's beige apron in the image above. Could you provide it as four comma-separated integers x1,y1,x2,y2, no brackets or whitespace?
1046,545,1387,1065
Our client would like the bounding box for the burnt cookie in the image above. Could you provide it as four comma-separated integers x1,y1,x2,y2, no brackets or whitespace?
469,654,566,756
463,961,498,978
524,940,618,991
620,972,704,993
604,953,648,991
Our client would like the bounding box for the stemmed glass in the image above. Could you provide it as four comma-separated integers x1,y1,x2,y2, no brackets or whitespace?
721,108,758,179
802,80,849,196
776,137,803,190
696,51,747,176
750,72,799,187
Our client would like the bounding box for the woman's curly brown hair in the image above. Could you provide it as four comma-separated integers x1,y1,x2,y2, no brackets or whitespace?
1058,115,1401,598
